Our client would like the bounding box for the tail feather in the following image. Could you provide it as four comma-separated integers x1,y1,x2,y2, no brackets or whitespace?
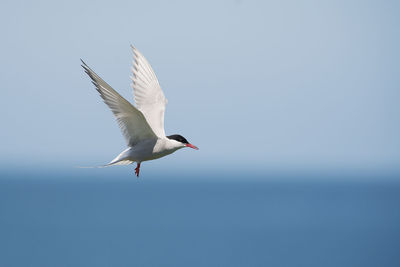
77,148,134,168
106,160,133,166
77,160,133,168
76,165,109,168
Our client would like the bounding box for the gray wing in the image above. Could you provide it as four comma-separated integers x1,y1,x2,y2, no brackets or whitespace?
131,46,168,137
82,60,157,146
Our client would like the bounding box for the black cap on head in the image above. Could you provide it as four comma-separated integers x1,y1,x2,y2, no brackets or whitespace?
167,134,189,144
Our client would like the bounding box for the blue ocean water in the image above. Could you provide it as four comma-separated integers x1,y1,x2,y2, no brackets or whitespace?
0,171,399,267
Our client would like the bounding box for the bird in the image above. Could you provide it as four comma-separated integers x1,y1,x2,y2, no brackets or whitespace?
81,45,198,177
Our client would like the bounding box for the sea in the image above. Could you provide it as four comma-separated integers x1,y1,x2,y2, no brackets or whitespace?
1,169,399,267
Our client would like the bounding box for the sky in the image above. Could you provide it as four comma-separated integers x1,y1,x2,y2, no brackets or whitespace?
1,0,399,173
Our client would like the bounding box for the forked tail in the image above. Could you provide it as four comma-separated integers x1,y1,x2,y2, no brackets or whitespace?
76,160,133,168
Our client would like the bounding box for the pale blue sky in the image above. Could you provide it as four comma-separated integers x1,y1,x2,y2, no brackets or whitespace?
1,0,399,172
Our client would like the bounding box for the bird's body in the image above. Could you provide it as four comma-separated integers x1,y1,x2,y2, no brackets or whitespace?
82,46,198,176
109,138,185,165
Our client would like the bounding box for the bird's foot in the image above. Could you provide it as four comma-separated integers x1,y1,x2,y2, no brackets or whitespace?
134,162,141,177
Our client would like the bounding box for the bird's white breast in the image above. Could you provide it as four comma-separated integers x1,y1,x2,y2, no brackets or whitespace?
119,138,183,162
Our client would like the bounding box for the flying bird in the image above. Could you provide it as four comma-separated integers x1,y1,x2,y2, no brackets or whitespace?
81,46,198,177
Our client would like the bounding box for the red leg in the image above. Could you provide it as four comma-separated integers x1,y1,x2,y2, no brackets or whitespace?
134,162,141,177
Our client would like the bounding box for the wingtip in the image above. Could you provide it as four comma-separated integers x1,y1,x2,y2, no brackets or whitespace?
80,59,89,70
131,45,140,59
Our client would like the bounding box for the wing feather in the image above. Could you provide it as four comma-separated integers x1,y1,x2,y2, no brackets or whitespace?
81,60,157,146
131,45,167,138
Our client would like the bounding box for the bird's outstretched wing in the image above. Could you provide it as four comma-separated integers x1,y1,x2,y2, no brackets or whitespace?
131,45,168,138
81,60,157,146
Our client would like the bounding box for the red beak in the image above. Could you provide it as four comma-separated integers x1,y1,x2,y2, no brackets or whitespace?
185,143,199,150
